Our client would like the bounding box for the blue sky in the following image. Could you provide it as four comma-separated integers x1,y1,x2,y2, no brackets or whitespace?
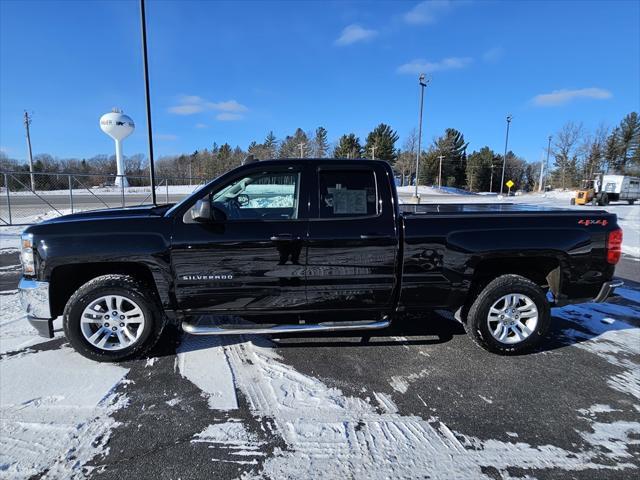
1,0,639,164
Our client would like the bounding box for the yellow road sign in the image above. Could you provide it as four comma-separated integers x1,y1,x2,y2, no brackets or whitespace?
506,180,514,188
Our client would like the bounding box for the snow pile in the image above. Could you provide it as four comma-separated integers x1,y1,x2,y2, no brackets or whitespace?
0,346,129,478
247,195,294,209
555,300,640,400
0,289,63,355
176,334,238,410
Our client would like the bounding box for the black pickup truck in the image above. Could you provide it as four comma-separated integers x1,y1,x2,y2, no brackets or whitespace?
19,159,623,361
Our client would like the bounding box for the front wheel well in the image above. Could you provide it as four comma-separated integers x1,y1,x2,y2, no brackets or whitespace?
49,262,159,318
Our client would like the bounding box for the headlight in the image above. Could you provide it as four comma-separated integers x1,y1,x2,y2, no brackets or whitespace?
21,233,35,276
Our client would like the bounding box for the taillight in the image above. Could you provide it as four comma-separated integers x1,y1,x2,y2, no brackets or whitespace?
606,229,623,264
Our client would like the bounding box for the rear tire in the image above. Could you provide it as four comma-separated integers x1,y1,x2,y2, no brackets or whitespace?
63,274,165,362
464,274,550,355
629,199,636,205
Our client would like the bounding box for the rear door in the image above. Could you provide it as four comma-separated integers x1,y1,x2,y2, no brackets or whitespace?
305,163,400,312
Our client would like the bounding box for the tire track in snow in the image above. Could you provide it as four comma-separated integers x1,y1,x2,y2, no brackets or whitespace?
216,333,639,479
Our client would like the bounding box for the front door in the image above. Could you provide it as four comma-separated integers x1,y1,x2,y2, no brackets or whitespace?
171,165,309,314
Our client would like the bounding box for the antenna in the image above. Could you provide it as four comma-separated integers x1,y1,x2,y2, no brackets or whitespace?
100,109,135,187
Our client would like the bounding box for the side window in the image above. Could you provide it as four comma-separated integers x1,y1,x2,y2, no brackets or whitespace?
211,170,300,220
318,170,378,218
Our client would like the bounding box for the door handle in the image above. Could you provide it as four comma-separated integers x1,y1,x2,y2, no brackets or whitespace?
360,234,392,240
270,234,301,242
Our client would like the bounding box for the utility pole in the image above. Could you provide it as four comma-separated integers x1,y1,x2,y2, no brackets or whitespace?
538,153,545,192
298,142,305,158
371,143,376,160
414,74,429,198
500,114,513,195
489,162,494,193
23,111,35,191
140,0,157,205
438,154,444,188
544,135,552,191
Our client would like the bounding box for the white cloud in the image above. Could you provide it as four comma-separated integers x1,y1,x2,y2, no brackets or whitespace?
335,24,378,46
397,56,472,74
156,134,177,141
209,100,248,113
403,0,457,25
195,123,208,129
531,88,613,107
168,95,249,118
482,47,504,63
216,112,243,121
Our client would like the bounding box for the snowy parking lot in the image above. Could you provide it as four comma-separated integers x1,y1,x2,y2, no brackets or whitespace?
1,192,639,479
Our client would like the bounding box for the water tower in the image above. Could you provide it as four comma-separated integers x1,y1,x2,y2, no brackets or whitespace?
100,109,135,187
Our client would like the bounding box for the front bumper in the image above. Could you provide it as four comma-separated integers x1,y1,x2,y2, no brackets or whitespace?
18,278,54,338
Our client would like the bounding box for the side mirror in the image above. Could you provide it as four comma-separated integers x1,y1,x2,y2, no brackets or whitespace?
191,199,212,223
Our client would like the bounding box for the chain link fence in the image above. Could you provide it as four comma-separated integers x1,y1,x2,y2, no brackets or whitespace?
0,171,208,225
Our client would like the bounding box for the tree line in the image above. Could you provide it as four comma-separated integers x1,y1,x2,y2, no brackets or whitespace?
1,111,637,192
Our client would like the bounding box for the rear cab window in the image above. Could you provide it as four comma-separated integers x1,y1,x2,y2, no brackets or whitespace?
318,170,378,219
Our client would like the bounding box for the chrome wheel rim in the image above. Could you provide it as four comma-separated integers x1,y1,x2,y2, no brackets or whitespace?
487,293,538,344
80,295,146,351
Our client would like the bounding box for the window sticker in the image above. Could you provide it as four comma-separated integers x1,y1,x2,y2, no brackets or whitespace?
329,188,367,214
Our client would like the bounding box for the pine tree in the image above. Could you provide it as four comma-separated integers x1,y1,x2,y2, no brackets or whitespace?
264,131,278,159
466,147,496,192
333,134,363,158
364,123,399,162
604,128,621,173
313,127,329,158
618,112,640,173
433,128,469,187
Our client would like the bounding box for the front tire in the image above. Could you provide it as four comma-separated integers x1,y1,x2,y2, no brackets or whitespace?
63,274,165,362
465,274,550,355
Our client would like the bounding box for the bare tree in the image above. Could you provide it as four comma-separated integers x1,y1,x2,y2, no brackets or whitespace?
395,129,418,186
552,122,583,189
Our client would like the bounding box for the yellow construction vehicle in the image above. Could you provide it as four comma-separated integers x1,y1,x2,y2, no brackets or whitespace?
572,179,597,205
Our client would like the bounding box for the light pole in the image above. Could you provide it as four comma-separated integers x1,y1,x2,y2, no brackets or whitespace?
140,0,157,205
414,74,428,198
438,154,444,188
500,114,513,195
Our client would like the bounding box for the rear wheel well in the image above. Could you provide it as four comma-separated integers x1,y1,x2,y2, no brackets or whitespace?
49,262,159,318
459,257,560,321
472,257,559,288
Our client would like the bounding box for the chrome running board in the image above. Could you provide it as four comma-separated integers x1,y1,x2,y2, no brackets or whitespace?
182,318,391,336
